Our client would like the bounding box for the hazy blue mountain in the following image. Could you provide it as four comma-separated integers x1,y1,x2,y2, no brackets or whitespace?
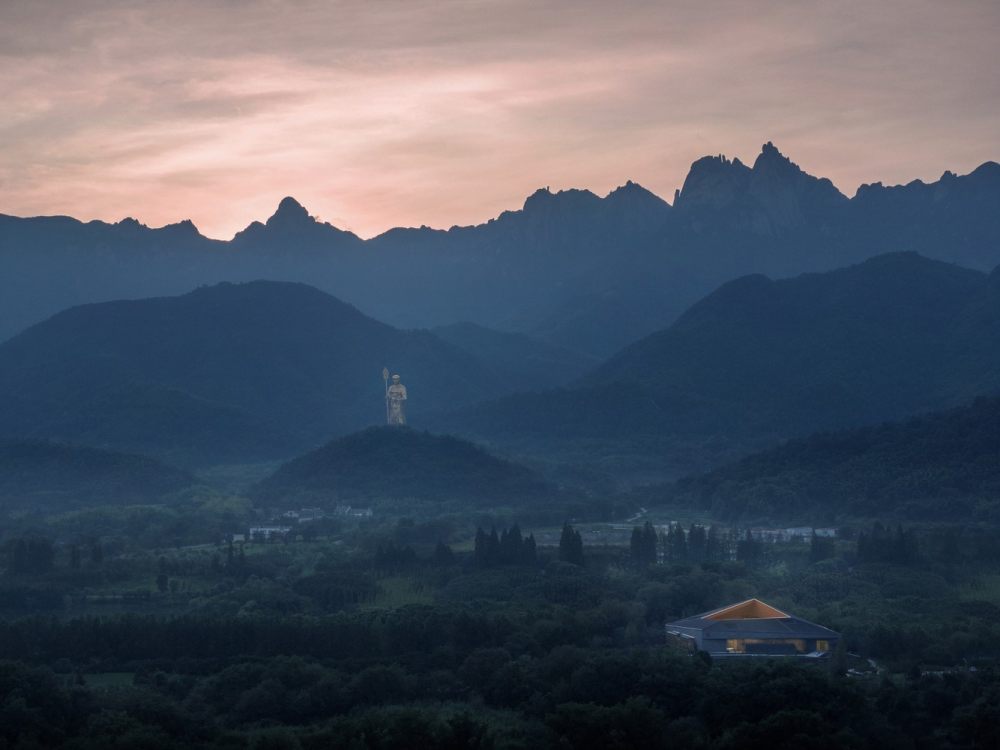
0,440,195,511
433,253,1000,476
255,426,553,505
662,395,1000,524
0,281,511,467
430,322,599,389
3,145,997,356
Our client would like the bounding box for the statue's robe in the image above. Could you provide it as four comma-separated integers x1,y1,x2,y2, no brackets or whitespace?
387,383,407,425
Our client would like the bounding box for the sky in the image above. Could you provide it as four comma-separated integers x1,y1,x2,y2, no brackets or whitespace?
1,0,998,239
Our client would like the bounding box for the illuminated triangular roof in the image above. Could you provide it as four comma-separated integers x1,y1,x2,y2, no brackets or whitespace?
702,598,789,621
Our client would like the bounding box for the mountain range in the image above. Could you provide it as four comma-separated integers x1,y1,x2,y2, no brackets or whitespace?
3,250,998,488
0,282,580,467
433,252,1000,478
2,143,998,356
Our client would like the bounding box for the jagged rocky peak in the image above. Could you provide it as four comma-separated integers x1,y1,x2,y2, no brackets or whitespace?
520,186,602,214
674,153,751,210
163,218,200,235
752,141,792,169
267,196,312,226
606,180,664,202
604,181,672,219
752,142,845,196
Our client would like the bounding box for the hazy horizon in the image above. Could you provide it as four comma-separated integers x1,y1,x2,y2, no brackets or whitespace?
2,0,998,239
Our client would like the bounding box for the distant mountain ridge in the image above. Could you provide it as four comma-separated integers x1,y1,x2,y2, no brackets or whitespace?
2,143,997,354
0,281,561,467
432,252,1000,477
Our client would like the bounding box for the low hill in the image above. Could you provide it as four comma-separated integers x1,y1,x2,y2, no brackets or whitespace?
0,441,195,511
255,427,554,505
436,253,1000,475
662,396,1000,524
0,281,512,467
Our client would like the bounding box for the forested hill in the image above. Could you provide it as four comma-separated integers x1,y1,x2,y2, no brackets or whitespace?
0,281,508,467
0,440,195,511
662,396,1000,524
255,427,553,505
437,253,1000,462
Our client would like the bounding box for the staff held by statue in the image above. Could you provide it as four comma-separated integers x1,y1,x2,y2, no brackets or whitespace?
382,367,390,423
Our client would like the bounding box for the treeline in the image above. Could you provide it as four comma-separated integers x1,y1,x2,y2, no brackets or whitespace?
2,632,999,748
474,525,538,567
627,522,767,566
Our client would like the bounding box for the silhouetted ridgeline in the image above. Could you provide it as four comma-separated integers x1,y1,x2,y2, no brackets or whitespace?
2,144,997,355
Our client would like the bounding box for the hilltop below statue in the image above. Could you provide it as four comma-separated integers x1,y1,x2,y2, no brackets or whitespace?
383,369,407,426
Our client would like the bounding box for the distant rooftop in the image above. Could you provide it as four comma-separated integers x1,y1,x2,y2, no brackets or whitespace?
702,598,788,620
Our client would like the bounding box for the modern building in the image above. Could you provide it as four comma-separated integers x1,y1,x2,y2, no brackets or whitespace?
665,598,840,657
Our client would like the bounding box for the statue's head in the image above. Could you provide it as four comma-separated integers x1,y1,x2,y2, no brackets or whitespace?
392,374,400,383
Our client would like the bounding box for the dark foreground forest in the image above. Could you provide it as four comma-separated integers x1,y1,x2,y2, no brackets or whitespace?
3,511,1000,749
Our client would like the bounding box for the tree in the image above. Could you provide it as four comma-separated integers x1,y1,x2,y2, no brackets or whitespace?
473,526,500,567
630,527,643,564
631,522,658,566
665,524,687,562
559,523,584,566
688,524,707,563
706,526,722,562
810,530,835,563
4,537,55,574
499,525,524,564
736,530,761,566
522,533,538,565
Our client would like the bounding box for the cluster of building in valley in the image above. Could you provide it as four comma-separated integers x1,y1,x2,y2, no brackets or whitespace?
224,504,374,543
